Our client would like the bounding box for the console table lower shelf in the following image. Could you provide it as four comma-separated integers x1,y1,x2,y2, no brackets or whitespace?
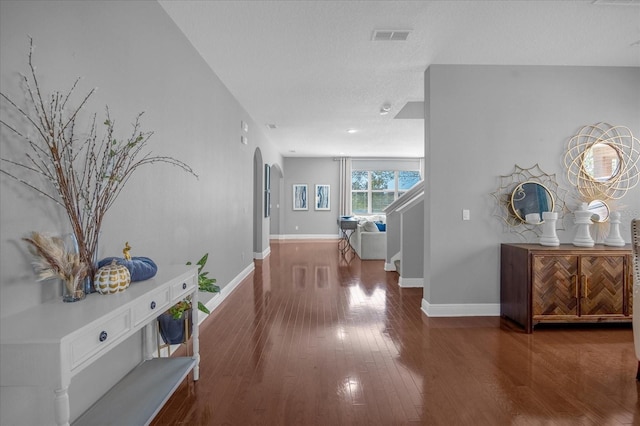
0,265,199,426
73,358,194,426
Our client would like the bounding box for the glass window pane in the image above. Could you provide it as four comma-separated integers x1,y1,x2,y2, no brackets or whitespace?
372,192,395,213
352,171,368,190
399,171,420,190
352,192,368,214
371,171,394,190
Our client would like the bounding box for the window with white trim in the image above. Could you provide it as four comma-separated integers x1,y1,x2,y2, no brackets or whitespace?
351,170,421,214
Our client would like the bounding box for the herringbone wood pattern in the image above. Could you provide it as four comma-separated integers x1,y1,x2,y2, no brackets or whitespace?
581,255,626,316
533,255,578,316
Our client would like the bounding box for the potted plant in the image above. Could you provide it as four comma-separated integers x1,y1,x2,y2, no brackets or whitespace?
157,253,219,345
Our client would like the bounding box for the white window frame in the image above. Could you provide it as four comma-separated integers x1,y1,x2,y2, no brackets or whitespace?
351,170,419,215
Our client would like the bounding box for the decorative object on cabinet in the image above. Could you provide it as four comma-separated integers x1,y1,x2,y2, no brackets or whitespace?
539,211,560,246
0,265,199,426
0,37,197,290
490,164,568,241
604,211,626,247
315,184,331,210
97,242,158,282
630,218,640,380
94,259,131,294
293,184,308,210
573,203,595,247
500,243,632,333
564,123,640,204
22,231,88,302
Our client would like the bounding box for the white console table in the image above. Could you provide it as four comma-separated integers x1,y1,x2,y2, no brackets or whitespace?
0,265,199,426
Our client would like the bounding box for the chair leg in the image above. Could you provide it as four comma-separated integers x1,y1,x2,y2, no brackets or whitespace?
637,361,640,381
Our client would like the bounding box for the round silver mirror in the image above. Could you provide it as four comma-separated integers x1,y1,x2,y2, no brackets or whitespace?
587,199,610,222
510,181,555,223
582,143,621,182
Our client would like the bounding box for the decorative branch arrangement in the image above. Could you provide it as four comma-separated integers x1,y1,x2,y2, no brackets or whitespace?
1,38,197,284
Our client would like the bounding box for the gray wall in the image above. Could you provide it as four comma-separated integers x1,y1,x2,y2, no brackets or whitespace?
424,65,640,309
269,164,284,237
401,201,424,280
282,157,340,236
0,0,283,418
0,0,282,318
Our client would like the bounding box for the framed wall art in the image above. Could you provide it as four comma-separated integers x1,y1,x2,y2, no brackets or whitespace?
315,184,330,211
293,184,308,210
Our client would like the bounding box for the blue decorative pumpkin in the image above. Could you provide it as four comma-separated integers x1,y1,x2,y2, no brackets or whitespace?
98,256,158,282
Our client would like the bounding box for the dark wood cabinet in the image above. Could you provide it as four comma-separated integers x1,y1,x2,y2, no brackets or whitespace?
501,243,632,333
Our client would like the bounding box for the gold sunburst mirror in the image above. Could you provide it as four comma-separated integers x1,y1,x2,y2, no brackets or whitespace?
491,164,567,240
564,123,640,211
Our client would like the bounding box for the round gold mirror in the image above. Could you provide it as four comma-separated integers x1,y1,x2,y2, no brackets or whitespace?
582,142,621,182
586,199,610,222
510,181,555,223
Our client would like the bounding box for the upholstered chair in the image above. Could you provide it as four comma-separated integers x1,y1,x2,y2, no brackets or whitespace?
632,218,640,380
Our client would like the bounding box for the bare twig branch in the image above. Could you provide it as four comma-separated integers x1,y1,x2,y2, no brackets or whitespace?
1,38,197,282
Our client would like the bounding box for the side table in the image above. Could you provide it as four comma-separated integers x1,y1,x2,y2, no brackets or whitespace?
338,218,357,254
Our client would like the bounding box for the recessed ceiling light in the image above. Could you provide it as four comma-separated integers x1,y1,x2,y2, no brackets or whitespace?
347,129,357,134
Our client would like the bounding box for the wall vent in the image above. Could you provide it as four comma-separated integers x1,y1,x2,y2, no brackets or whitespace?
372,29,412,41
267,124,277,129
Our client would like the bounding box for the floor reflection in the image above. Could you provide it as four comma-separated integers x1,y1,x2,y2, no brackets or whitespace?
153,240,638,426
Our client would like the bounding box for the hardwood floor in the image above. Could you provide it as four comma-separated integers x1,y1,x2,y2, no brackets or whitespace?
152,240,639,426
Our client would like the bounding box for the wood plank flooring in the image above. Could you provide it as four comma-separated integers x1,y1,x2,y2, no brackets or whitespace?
151,240,639,425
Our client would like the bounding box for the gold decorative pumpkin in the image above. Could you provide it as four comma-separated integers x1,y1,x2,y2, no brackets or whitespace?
94,259,131,294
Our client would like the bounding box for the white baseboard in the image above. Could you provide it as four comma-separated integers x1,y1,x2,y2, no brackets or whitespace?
421,298,500,317
254,245,271,260
279,234,340,240
398,277,423,288
156,262,255,356
203,262,255,316
270,234,285,240
384,262,396,271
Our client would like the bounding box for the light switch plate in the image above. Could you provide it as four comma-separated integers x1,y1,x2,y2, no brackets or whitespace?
462,209,470,220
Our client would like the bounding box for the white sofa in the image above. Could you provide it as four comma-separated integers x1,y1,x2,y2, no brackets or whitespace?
349,217,386,260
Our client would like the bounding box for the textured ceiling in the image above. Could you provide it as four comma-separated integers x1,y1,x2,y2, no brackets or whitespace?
159,0,640,158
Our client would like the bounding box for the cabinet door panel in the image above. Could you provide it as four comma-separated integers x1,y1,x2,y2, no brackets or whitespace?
532,255,578,316
580,255,625,316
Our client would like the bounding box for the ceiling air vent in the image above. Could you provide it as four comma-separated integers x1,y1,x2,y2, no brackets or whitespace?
372,29,411,41
592,0,640,5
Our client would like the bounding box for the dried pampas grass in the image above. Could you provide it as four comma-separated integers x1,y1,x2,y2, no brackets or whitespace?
23,232,88,295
